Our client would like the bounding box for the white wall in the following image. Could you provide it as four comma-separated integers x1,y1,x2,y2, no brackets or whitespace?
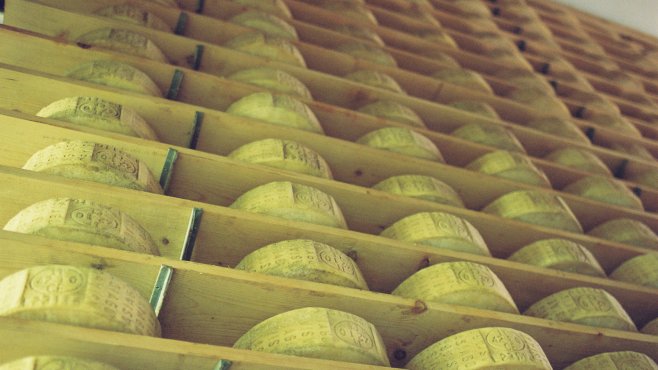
554,0,658,38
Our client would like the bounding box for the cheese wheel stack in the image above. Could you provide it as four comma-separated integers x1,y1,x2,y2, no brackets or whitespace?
67,60,162,97
0,356,120,370
76,29,168,63
509,239,605,277
357,127,444,162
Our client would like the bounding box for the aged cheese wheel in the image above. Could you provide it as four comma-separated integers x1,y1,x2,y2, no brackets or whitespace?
568,91,621,116
432,68,493,95
4,198,159,255
507,87,572,119
564,351,658,370
448,100,500,120
356,127,444,162
466,150,551,187
66,60,162,97
392,261,519,313
332,24,384,47
483,190,583,233
484,47,534,71
496,68,554,93
611,254,658,288
589,218,658,250
344,70,406,94
318,1,378,25
450,0,493,18
336,42,397,67
372,175,464,208
627,169,658,190
95,5,172,32
229,139,332,179
236,239,368,289
23,141,163,194
509,238,605,277
528,117,591,145
36,96,159,141
234,307,389,366
0,356,121,370
0,265,160,336
358,100,426,128
227,67,312,100
380,211,491,256
226,92,324,134
642,317,658,335
419,50,460,68
544,148,611,176
407,327,552,370
451,123,526,153
76,28,168,64
225,32,306,67
230,181,347,229
563,175,644,211
586,113,642,138
610,142,655,162
230,10,298,40
418,30,457,48
231,0,292,19
524,287,637,331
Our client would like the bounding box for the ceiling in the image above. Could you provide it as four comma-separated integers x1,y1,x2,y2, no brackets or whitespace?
555,0,658,38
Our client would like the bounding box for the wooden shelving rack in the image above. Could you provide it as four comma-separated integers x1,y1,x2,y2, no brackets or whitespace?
0,0,657,368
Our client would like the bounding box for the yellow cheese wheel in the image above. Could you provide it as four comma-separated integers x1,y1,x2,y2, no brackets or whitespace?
611,142,655,162
483,190,583,233
451,123,526,153
586,113,642,138
627,169,658,190
509,239,605,277
642,317,658,335
418,50,460,68
76,28,168,64
227,67,312,100
230,181,347,229
225,32,306,67
36,96,159,141
380,211,491,256
407,327,552,370
544,147,611,176
432,68,493,95
95,5,172,32
610,253,658,287
0,356,120,370
450,0,493,18
528,117,591,145
564,351,658,370
229,139,333,179
0,265,160,336
317,1,378,25
336,42,397,67
524,287,637,331
372,175,464,208
236,239,368,289
563,175,644,211
143,0,179,8
589,218,658,250
344,70,406,94
4,198,159,255
496,68,555,93
392,261,519,313
66,60,162,97
332,24,385,47
357,127,444,162
417,30,457,48
231,0,292,19
230,10,298,40
448,100,500,120
234,307,389,366
226,92,324,134
568,91,621,116
358,100,426,128
507,87,572,119
466,150,551,187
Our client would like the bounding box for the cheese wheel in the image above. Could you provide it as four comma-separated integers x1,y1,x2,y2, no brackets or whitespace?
36,96,159,141
0,356,121,370
528,117,591,145
564,351,658,370
344,70,405,94
225,32,306,67
509,239,605,277
419,50,460,68
417,30,457,48
336,42,397,67
230,10,298,40
332,24,385,47
483,190,583,233
66,60,162,97
466,150,551,187
358,100,426,128
450,0,493,18
563,175,644,211
95,5,172,32
568,91,621,116
586,113,642,138
642,317,658,335
227,67,312,100
76,29,168,64
236,239,368,289
451,123,526,153
484,47,534,71
610,254,658,287
507,87,572,119
610,142,655,162
23,141,163,194
144,0,179,8
589,218,658,250
432,68,493,95
544,148,611,176
230,181,347,229
407,327,552,370
448,100,500,120
4,198,159,255
0,265,160,336
317,2,378,25
226,92,324,134
234,307,389,365
231,0,292,19
524,287,637,331
381,211,491,256
357,127,444,162
229,139,332,179
392,261,519,313
496,69,555,93
372,175,464,208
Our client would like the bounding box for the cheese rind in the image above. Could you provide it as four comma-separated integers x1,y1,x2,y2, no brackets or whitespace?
448,100,499,119
227,68,312,100
67,60,162,97
432,68,493,95
358,100,426,128
0,265,160,336
95,5,172,32
332,24,385,46
344,70,406,94
588,218,658,250
509,239,605,277
610,253,658,288
451,123,526,153
564,351,658,370
563,175,644,211
357,127,444,162
234,307,390,366
642,317,658,335
76,28,168,63
528,117,591,145
0,356,121,370
317,1,378,25
336,42,397,67
230,10,298,40
225,32,306,67
372,175,464,208
231,0,292,19
466,150,551,187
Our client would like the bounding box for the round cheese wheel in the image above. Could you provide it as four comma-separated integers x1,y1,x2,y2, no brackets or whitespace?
344,70,405,94
417,30,457,48
544,148,610,176
496,68,554,93
76,28,168,64
66,60,162,97
509,238,605,277
563,175,644,211
627,169,658,190
586,113,641,138
466,150,551,187
418,50,460,68
451,123,526,153
230,10,298,40
332,24,384,47
610,253,658,287
358,100,426,128
95,5,172,32
528,118,591,145
0,356,120,370
589,218,658,250
372,175,463,207
432,68,493,95
234,307,389,366
357,127,444,162
642,317,658,335
448,100,500,120
231,0,292,19
507,87,572,119
225,32,306,67
317,1,377,25
611,142,655,162
564,351,658,370
450,0,493,18
336,42,397,67
227,67,312,100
